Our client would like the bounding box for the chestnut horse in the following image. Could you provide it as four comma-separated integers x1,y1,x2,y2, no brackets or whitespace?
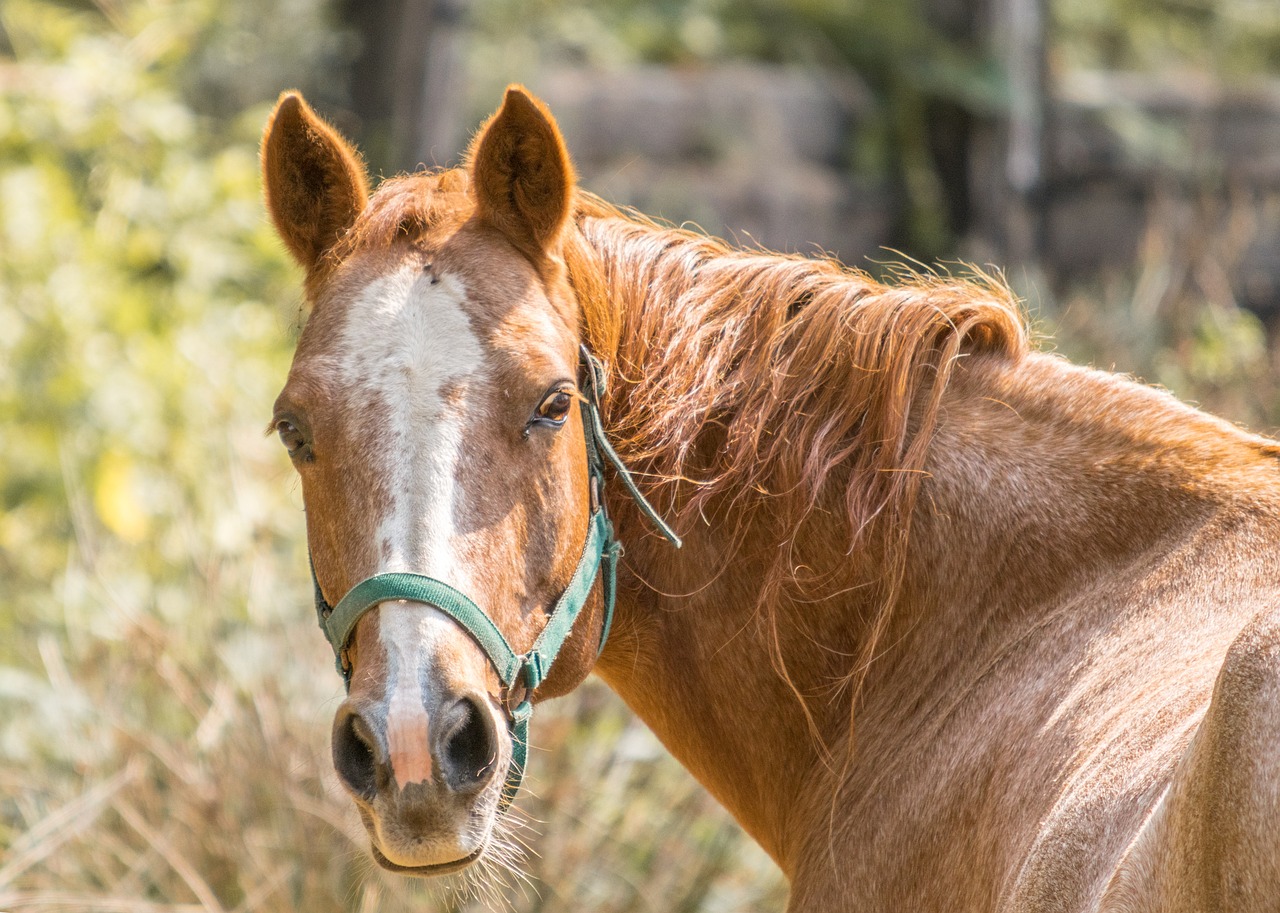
261,86,1280,911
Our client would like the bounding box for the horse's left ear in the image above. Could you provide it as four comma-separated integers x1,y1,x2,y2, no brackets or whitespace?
469,86,575,260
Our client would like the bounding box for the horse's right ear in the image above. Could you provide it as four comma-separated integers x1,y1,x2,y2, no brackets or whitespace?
261,91,368,274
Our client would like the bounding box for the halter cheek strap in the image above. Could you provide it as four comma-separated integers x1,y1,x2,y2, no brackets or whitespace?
309,347,680,811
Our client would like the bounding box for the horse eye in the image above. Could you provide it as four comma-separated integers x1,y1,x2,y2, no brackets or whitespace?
537,390,573,424
276,419,308,458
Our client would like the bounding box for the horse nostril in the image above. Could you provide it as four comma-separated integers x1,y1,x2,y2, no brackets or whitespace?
333,707,381,800
441,695,499,790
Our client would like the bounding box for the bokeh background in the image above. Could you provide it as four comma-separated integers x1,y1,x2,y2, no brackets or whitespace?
2,0,1280,910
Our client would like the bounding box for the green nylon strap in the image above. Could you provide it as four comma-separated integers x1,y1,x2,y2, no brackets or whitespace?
506,702,531,809
579,350,682,549
597,538,621,650
324,574,523,686
324,505,613,694
519,506,612,690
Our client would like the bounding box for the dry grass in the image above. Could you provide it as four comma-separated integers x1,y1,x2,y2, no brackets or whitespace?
0,558,786,912
1047,187,1280,431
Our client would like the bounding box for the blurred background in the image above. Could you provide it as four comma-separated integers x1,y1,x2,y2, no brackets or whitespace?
2,0,1279,910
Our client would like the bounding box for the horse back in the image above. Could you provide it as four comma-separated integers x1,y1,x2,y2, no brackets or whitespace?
985,508,1280,913
964,359,1280,912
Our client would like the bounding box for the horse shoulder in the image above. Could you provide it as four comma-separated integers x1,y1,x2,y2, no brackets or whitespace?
1097,604,1280,912
930,377,1280,913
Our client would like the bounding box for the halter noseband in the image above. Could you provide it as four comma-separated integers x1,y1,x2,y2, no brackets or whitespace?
310,347,681,810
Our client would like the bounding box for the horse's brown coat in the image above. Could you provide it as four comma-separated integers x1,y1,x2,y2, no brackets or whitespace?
263,86,1280,910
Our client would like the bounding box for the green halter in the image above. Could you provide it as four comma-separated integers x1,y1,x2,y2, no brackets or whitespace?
310,347,680,810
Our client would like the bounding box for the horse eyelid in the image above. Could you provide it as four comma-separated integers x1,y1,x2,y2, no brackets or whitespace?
523,382,576,437
272,415,314,462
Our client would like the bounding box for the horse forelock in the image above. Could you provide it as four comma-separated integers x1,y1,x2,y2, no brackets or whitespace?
327,169,475,266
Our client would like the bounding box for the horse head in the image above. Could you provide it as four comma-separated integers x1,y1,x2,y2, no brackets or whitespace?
261,87,628,874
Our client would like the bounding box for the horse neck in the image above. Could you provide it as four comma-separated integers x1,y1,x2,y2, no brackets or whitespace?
568,210,918,870
896,353,1280,644
591,478,882,877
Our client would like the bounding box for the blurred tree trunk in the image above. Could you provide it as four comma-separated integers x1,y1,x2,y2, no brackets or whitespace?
922,0,991,242
923,0,1048,269
337,0,466,176
996,0,1049,269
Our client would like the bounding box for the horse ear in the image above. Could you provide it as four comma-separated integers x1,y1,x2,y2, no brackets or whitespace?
261,91,368,274
468,85,575,259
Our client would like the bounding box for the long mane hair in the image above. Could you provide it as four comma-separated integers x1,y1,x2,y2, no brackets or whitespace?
564,192,1031,717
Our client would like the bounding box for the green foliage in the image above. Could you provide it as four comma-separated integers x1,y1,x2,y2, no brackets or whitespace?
0,0,303,657
1056,0,1280,77
468,0,997,92
468,0,1280,262
1048,193,1280,431
467,0,1003,258
0,0,351,907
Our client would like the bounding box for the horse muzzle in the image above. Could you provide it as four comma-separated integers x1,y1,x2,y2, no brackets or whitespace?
332,684,507,872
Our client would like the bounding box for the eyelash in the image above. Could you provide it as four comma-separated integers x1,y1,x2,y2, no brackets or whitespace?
524,386,575,437
275,418,313,461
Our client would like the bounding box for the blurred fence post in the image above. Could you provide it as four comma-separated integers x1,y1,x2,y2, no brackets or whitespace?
339,0,467,175
923,0,1048,273
398,0,466,170
994,0,1048,270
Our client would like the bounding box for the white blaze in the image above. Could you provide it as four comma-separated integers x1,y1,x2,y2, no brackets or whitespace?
340,265,488,788
338,266,484,581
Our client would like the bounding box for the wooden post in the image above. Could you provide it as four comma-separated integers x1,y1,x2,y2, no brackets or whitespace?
995,0,1049,269
338,0,466,175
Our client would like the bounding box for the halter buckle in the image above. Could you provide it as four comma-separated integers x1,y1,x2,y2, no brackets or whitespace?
510,698,533,726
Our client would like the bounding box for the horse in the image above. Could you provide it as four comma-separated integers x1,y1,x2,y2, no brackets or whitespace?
260,85,1280,911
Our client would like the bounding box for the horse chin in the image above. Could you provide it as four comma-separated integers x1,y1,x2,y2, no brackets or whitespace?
352,791,498,878
369,841,488,877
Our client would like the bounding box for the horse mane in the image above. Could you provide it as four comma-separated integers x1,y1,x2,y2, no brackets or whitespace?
563,192,1031,708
